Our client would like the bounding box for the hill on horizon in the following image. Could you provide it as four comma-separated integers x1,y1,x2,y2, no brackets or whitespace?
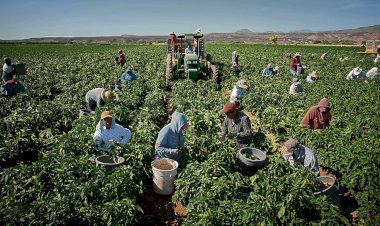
1,24,379,44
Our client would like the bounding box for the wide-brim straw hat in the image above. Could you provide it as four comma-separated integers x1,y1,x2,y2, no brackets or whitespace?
267,63,272,68
237,79,248,89
294,52,301,57
353,67,362,76
170,32,175,35
101,90,114,103
310,71,318,78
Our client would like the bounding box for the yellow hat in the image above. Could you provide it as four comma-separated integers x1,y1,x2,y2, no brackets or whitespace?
310,71,318,78
100,111,113,120
101,89,114,103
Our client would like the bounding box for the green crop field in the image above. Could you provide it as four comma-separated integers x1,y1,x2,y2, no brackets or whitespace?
0,43,379,225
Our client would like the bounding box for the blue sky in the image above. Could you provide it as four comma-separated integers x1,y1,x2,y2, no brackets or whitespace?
0,0,379,40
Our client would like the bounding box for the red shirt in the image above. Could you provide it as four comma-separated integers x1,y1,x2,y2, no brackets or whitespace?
300,106,331,129
170,35,178,46
290,57,300,71
118,53,126,65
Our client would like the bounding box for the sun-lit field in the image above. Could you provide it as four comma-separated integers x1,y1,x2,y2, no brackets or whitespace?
0,43,379,225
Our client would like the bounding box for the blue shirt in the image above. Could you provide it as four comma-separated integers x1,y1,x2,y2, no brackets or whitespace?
120,72,137,83
262,67,276,76
155,112,187,162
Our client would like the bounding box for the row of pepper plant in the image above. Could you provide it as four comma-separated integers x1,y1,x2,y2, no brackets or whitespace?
0,43,379,224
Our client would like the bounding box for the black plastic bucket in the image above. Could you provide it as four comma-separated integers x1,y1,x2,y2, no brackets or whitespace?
236,148,267,176
314,176,341,207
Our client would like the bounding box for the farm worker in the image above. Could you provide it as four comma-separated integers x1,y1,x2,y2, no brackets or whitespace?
320,52,327,60
374,55,380,63
120,67,137,83
339,56,349,62
231,51,239,72
93,111,132,152
115,49,126,66
262,63,279,76
0,79,26,98
169,32,178,49
185,44,193,54
155,111,188,164
85,88,114,111
281,138,320,176
2,57,16,82
300,97,331,130
306,71,318,83
346,67,367,81
230,79,249,109
289,52,302,76
289,77,303,95
220,102,253,148
366,67,378,79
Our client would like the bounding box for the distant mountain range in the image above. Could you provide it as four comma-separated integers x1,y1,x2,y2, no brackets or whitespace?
235,25,380,34
1,25,379,44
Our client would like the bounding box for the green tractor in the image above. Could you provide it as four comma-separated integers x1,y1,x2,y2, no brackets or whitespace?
165,32,218,89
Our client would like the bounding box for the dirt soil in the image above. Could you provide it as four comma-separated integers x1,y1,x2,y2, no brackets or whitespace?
137,180,187,226
319,167,359,225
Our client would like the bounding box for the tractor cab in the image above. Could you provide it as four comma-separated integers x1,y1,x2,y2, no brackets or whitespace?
184,53,200,79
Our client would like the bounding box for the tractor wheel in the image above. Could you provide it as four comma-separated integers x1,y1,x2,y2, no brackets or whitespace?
211,64,219,83
165,53,173,90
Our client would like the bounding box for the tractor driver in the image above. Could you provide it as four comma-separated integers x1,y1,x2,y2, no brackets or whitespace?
185,44,193,54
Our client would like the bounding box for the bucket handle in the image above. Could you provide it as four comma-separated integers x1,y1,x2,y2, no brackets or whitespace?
334,181,339,191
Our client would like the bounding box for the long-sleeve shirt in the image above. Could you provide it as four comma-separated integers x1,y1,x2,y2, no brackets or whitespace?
290,57,300,71
232,53,239,65
221,112,252,148
300,101,331,130
262,67,276,76
229,85,247,103
306,75,315,83
85,88,105,109
0,81,26,97
289,82,303,95
120,72,137,83
93,118,132,152
2,63,15,82
117,54,126,65
366,67,378,79
283,145,319,176
346,70,367,80
155,112,187,162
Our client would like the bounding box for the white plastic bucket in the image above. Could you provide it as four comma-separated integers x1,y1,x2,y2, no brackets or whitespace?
151,158,178,195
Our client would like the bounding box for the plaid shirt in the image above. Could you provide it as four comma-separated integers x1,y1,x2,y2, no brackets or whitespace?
221,112,252,148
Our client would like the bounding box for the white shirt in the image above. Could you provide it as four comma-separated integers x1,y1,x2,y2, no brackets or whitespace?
185,47,193,54
93,121,132,152
229,85,246,103
366,67,378,79
3,63,13,73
